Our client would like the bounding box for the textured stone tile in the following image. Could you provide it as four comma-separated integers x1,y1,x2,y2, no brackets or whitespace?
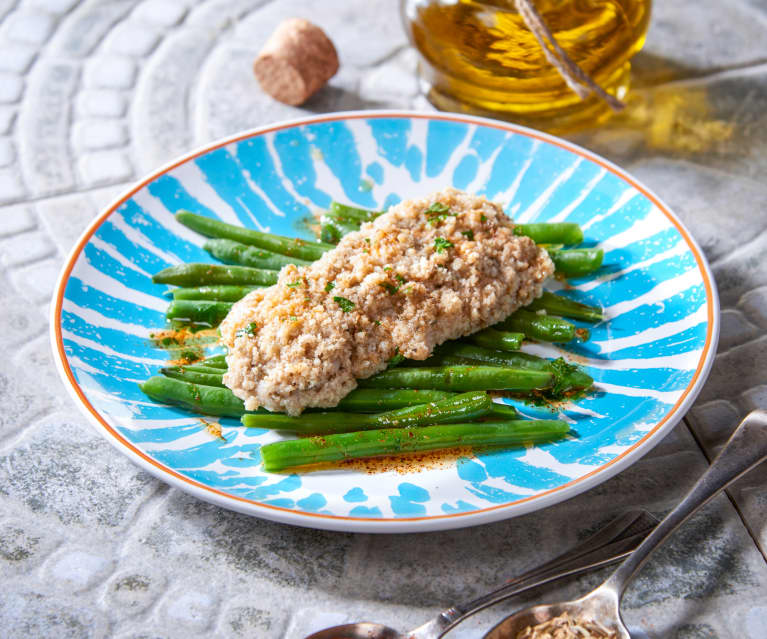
0,71,23,103
194,45,368,144
132,0,188,27
186,0,265,30
0,229,55,266
0,44,36,73
0,590,110,638
8,255,60,302
359,48,419,107
739,286,767,329
48,0,134,58
579,67,767,187
132,28,215,171
0,166,26,202
0,203,35,236
0,106,15,134
104,569,168,617
83,55,136,90
78,148,133,185
36,191,98,253
718,309,760,352
711,232,767,309
43,546,117,593
1,8,55,45
160,587,220,633
0,272,48,349
232,0,407,68
72,119,128,150
0,136,15,167
0,412,158,528
27,0,81,14
17,59,78,196
104,21,160,57
76,88,128,117
0,518,62,576
13,333,72,406
123,489,354,591
221,601,287,638
695,336,767,407
88,181,134,211
640,0,767,75
628,159,767,265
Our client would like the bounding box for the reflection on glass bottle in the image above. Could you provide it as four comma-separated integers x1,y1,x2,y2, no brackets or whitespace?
401,0,652,131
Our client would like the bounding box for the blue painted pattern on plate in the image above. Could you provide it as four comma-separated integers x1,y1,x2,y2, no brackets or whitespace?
58,115,713,523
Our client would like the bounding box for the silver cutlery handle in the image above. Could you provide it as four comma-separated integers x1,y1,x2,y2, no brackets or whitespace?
601,409,767,599
422,510,658,638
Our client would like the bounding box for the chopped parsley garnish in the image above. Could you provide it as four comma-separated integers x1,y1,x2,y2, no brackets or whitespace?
461,229,474,240
379,282,398,295
395,273,407,284
548,357,579,398
374,320,381,326
433,237,454,253
424,201,457,226
289,315,298,322
480,214,487,222
286,280,302,288
324,281,335,292
334,296,355,312
383,265,392,272
364,237,371,244
235,322,258,338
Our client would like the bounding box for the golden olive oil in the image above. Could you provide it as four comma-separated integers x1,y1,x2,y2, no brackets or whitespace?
403,0,651,130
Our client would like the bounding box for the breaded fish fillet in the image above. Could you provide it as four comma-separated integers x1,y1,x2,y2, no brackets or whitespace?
220,188,554,415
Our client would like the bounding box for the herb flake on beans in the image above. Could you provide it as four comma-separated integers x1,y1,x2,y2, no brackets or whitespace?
325,281,335,292
461,229,474,240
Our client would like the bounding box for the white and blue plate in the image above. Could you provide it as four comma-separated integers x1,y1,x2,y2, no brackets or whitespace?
51,111,719,532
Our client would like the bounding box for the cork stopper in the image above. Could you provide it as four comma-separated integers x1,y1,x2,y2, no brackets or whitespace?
253,18,339,106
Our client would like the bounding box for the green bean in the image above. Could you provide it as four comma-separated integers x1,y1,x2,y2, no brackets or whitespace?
153,263,278,287
139,375,245,417
163,364,225,375
204,239,310,270
165,300,233,327
161,367,226,388
176,211,334,261
433,343,593,391
487,403,519,420
171,285,258,301
322,211,359,237
499,309,576,342
259,419,569,472
514,223,583,245
330,201,382,223
242,391,491,434
150,369,458,414
359,365,553,392
525,291,603,322
548,248,604,277
469,328,524,351
335,389,455,412
200,354,227,368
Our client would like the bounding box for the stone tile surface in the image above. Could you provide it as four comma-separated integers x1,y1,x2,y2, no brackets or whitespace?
0,1,765,638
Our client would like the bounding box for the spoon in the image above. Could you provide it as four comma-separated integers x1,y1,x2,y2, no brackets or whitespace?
484,409,767,639
305,509,659,639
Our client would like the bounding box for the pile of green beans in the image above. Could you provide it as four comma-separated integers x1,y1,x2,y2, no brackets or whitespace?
141,202,606,471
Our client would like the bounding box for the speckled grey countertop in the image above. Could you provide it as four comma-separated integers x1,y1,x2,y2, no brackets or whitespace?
1,1,766,637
